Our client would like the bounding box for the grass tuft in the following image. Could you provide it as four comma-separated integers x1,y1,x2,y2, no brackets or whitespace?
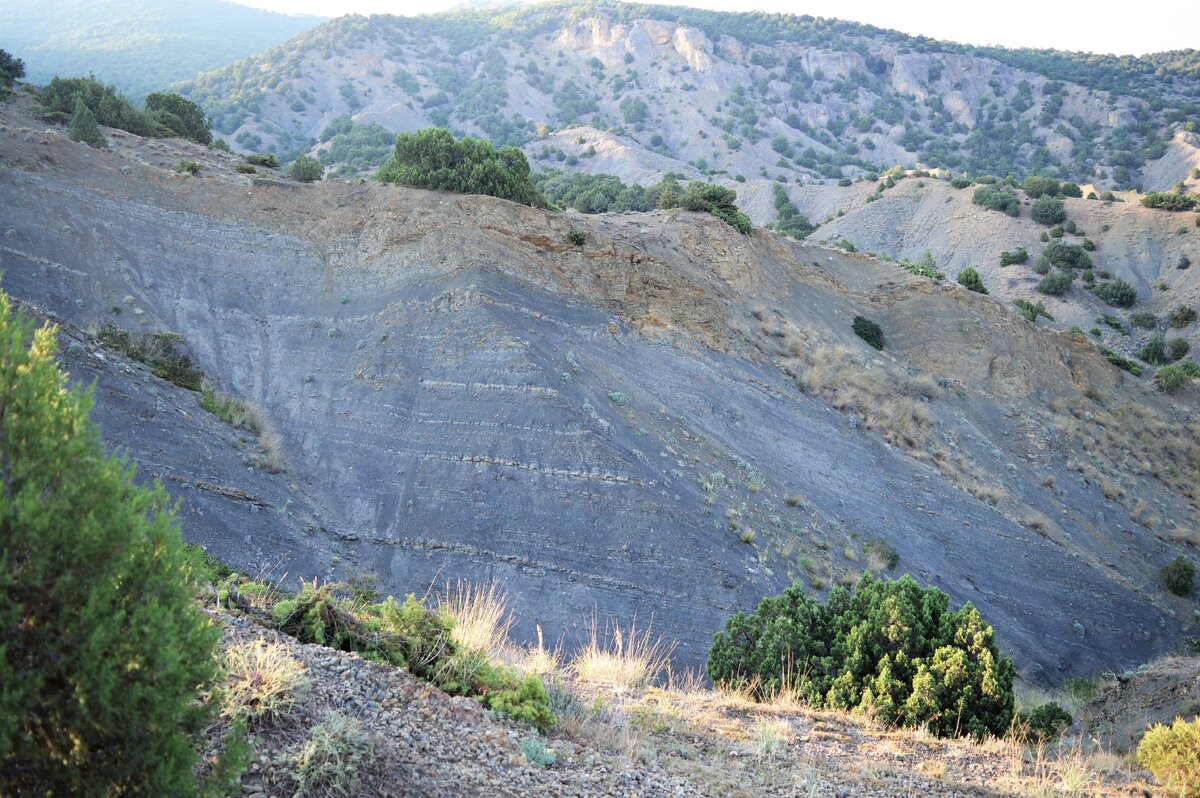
221,640,308,726
572,618,674,690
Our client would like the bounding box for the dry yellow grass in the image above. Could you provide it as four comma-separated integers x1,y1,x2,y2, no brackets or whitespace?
1022,511,1055,538
221,640,309,725
437,578,513,657
242,401,284,473
202,383,285,473
1051,394,1200,526
571,618,674,690
798,345,941,456
969,482,1007,506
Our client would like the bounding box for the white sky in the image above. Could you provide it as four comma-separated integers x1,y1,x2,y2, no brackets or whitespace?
231,0,1200,56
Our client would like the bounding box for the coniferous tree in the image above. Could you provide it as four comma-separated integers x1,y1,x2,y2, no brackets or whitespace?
290,154,324,182
0,291,219,795
0,49,24,96
957,267,988,294
67,95,106,148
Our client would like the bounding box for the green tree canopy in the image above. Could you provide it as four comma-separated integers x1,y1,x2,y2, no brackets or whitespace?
39,75,155,137
145,91,212,144
707,573,1015,739
0,49,24,95
0,291,219,794
290,153,324,182
67,95,106,148
377,127,545,207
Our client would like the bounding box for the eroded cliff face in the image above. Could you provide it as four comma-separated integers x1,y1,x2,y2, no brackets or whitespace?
1,104,1194,679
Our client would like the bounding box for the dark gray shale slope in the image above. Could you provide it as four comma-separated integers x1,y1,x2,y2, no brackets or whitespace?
0,116,1191,679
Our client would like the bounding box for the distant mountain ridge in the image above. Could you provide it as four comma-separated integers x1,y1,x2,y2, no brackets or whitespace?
175,0,1199,197
0,0,324,99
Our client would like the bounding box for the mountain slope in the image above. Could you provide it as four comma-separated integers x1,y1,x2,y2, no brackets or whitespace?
0,0,323,99
0,96,1195,681
177,1,1197,195
794,176,1200,361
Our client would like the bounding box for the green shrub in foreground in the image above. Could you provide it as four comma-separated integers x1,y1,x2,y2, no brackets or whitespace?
291,713,373,798
707,573,1016,739
0,290,219,796
265,580,554,730
1137,716,1200,797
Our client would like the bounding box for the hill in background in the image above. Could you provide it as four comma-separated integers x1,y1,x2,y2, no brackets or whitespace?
175,1,1200,197
0,0,323,100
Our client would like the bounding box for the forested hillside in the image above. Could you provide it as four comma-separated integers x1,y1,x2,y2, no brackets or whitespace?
0,0,322,99
176,1,1199,191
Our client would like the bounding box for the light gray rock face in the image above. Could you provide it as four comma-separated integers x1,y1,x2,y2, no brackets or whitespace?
0,138,1190,680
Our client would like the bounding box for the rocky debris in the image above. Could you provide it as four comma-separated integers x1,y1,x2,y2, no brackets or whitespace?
1081,655,1200,752
217,614,703,797
215,611,1156,797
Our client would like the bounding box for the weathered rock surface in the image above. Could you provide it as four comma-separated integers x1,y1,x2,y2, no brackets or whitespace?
0,104,1194,682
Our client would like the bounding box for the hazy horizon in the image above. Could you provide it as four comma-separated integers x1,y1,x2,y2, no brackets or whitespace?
226,0,1200,57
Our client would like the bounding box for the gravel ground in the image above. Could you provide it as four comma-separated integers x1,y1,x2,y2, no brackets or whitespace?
215,612,1159,798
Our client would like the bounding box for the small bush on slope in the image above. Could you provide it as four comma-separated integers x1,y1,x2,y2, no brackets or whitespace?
1015,702,1073,743
972,184,1020,216
67,95,106,148
852,315,884,349
707,573,1016,739
1031,196,1067,225
957,267,987,293
290,154,323,183
226,577,554,730
673,181,753,234
1157,362,1200,393
0,291,219,795
1137,716,1200,797
999,247,1028,266
96,322,205,390
1095,278,1137,307
1160,555,1195,596
1142,192,1198,212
